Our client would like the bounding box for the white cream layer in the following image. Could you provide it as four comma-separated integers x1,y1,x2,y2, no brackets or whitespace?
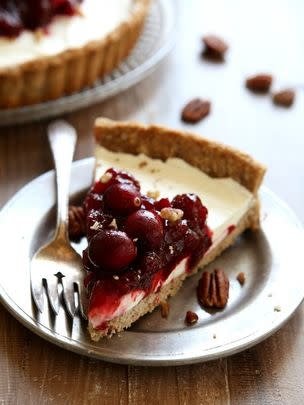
95,146,254,243
91,145,254,328
90,259,188,328
0,0,133,68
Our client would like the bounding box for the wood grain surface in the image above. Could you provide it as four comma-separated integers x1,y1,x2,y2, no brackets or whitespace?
1,1,304,404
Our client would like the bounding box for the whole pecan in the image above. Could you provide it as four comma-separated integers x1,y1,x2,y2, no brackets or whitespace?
68,205,86,240
198,269,229,309
181,98,211,123
203,35,228,57
272,89,295,107
246,74,273,93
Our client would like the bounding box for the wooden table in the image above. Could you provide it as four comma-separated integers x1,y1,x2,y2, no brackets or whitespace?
1,1,304,403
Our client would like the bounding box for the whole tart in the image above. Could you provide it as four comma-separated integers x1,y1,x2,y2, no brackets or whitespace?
79,119,266,340
0,0,151,108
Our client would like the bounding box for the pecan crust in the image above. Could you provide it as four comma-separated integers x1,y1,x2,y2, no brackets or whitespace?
197,269,229,309
68,205,86,240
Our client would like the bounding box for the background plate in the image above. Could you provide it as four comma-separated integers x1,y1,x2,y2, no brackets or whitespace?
0,0,175,127
0,158,304,366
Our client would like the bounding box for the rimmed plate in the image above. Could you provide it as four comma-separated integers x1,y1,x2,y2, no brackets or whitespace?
0,158,303,366
0,0,175,127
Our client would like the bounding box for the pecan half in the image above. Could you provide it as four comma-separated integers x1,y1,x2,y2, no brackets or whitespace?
181,98,211,123
203,35,228,57
272,89,295,107
198,269,229,309
185,311,198,325
246,74,272,93
68,205,86,240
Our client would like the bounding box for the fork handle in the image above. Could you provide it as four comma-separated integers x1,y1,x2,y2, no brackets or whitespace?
48,120,77,241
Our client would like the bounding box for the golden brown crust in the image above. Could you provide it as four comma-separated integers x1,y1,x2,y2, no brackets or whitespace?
0,0,151,108
94,118,266,194
89,200,259,340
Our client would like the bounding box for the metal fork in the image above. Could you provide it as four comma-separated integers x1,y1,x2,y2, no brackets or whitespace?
30,120,87,319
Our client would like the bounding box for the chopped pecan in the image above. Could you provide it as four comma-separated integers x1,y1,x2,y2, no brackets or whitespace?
160,301,170,318
185,311,198,325
246,74,273,93
203,35,228,57
272,89,295,107
68,205,86,240
160,207,183,222
236,272,245,286
198,269,229,309
181,98,211,123
100,172,113,184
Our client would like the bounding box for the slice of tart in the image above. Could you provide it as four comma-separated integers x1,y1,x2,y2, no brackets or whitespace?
0,0,151,108
82,118,266,340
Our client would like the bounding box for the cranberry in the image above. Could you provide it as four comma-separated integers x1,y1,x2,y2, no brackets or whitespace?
124,209,164,250
24,0,52,29
82,248,99,272
139,251,163,274
93,168,140,192
165,220,200,255
141,195,155,210
83,193,103,213
138,251,163,290
53,0,78,15
103,183,141,216
0,3,22,37
0,0,82,37
115,169,140,190
91,180,110,195
88,230,137,272
190,226,212,267
154,198,171,211
172,194,208,226
86,209,113,240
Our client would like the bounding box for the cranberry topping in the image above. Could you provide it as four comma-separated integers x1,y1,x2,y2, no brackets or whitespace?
154,198,171,211
103,183,141,216
172,194,208,227
227,225,236,234
86,209,113,240
88,230,137,272
82,168,212,323
83,193,103,214
124,209,164,250
0,0,82,38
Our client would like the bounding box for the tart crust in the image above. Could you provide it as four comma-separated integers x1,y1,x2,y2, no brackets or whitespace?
0,0,151,108
90,118,266,340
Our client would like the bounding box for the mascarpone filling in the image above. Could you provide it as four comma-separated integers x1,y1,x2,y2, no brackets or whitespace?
90,146,254,328
95,146,254,243
0,0,133,68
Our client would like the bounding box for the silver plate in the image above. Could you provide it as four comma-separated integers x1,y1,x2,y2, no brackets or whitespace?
1,158,304,366
0,0,175,127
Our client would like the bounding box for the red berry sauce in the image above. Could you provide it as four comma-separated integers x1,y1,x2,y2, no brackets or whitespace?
0,0,82,38
83,168,212,329
227,225,236,234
